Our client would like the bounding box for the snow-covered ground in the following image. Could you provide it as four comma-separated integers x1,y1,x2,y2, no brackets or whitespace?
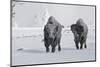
12,27,95,66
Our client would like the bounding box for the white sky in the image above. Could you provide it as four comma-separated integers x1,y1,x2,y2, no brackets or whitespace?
12,1,95,28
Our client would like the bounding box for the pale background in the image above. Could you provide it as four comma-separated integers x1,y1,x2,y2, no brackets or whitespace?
12,1,95,28
0,0,100,67
11,0,95,66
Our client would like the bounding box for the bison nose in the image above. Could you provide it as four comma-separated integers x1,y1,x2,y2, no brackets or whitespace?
76,34,79,37
49,34,53,39
49,37,53,40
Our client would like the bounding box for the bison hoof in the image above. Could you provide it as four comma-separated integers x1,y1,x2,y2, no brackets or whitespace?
76,47,79,50
46,49,49,52
76,45,79,50
51,49,55,53
58,48,61,51
80,47,83,49
84,45,87,48
46,49,49,53
51,50,55,53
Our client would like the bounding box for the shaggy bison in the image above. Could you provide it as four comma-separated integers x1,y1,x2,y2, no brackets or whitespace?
71,18,88,49
44,16,63,53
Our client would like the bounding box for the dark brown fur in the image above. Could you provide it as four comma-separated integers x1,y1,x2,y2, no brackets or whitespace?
44,16,63,53
71,18,88,49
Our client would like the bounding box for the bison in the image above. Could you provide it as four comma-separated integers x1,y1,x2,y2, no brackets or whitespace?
44,16,63,53
71,18,88,49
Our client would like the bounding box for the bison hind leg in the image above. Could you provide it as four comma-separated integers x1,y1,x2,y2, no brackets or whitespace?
58,38,61,51
58,42,61,51
84,44,87,48
51,43,57,53
58,45,61,51
84,41,87,48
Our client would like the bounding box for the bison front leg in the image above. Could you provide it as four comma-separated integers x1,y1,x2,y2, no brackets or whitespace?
46,46,50,52
84,42,87,48
58,44,61,51
51,40,57,53
51,46,55,53
51,44,56,53
45,42,50,53
75,42,79,49
80,38,84,49
58,38,61,51
84,40,87,49
84,37,87,49
74,39,79,49
80,42,84,49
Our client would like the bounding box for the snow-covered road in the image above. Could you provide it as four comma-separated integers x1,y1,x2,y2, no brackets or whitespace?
12,28,95,66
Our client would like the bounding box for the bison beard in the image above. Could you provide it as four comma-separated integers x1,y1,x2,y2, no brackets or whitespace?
44,16,62,53
44,36,59,52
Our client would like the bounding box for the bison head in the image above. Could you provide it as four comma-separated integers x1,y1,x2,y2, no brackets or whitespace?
71,24,83,42
44,24,58,40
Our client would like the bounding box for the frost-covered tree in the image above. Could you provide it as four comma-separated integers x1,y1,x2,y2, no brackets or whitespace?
11,0,18,28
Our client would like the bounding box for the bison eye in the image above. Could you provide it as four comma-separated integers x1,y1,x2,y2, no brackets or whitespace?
46,28,50,32
53,32,56,35
54,26,58,32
